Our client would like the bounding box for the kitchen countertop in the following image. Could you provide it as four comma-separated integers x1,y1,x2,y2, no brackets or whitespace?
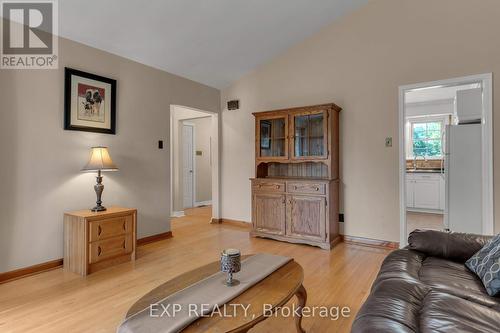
406,169,443,174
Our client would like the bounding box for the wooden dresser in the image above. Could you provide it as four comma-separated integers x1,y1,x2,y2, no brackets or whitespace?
251,103,341,250
63,207,137,275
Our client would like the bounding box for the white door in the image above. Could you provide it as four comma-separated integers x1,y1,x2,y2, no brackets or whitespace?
182,124,194,208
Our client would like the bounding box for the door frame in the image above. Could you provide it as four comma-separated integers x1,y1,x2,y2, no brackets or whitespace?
181,122,195,209
398,73,493,247
170,105,220,222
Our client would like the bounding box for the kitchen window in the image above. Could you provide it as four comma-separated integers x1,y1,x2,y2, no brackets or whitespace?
411,120,443,158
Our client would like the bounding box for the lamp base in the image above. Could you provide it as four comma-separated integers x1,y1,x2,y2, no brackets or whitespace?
91,205,107,212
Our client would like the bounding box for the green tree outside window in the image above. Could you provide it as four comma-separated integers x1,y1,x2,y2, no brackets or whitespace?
412,122,442,157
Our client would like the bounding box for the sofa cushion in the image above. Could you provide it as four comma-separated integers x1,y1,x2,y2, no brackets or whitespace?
408,229,492,262
420,291,500,333
466,234,500,296
371,249,425,288
352,278,430,333
420,257,500,310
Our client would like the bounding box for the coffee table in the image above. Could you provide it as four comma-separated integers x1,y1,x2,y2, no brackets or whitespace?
126,255,307,332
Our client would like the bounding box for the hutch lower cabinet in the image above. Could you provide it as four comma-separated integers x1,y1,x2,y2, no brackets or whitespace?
251,103,341,250
251,178,340,249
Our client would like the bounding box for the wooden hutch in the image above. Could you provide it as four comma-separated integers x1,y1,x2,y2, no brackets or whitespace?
251,103,341,250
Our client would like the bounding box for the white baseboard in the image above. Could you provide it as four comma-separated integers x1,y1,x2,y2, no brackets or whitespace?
171,211,185,217
194,200,212,207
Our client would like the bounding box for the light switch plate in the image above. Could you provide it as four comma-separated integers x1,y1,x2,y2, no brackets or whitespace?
385,137,392,147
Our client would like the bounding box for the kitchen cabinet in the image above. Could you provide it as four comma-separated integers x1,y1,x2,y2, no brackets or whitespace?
406,179,415,208
406,173,445,211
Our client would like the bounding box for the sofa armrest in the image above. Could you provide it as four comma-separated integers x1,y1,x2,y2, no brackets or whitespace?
408,229,492,262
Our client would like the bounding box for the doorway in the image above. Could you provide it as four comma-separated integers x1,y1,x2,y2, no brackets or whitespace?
182,123,195,208
170,105,219,222
398,74,493,247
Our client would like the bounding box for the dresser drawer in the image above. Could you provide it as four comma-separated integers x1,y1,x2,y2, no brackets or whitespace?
89,215,133,242
287,182,326,195
252,181,285,193
89,234,133,264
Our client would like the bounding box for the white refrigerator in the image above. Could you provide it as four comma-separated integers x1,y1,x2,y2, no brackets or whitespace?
444,123,482,233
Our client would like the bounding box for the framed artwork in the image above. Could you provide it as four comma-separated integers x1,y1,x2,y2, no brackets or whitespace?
64,67,116,134
260,121,271,149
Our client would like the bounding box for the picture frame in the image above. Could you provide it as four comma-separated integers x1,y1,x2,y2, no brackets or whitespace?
260,121,271,149
64,67,117,134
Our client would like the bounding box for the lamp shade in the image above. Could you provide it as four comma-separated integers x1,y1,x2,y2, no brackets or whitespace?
82,146,118,172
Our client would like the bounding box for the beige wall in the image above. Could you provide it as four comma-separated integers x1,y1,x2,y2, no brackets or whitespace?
220,0,500,241
0,29,220,273
191,117,213,203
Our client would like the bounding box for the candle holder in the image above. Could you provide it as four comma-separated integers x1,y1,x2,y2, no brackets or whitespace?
220,249,241,286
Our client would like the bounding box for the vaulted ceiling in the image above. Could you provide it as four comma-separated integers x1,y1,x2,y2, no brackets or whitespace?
59,0,368,88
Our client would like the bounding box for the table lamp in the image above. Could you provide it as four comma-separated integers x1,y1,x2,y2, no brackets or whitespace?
82,146,118,212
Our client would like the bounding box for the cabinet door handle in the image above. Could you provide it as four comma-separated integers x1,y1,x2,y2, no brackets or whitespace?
97,225,102,236
122,240,126,249
123,222,126,231
97,246,102,256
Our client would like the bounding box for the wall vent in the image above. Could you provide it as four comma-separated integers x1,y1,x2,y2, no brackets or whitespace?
227,100,239,110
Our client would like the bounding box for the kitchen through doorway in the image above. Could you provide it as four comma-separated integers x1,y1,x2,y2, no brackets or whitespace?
398,74,493,247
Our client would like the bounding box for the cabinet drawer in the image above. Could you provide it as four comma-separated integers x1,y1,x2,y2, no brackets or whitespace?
287,182,326,195
89,215,133,242
89,234,133,264
252,181,285,193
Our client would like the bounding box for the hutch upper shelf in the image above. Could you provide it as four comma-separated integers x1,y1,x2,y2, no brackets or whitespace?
253,103,341,180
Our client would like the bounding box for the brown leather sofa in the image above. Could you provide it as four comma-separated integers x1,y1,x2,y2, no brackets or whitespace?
352,230,500,332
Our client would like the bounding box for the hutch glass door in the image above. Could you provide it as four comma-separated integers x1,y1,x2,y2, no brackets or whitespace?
292,111,327,159
258,117,288,159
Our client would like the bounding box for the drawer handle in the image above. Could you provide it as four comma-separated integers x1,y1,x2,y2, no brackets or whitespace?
315,187,320,191
97,225,102,236
275,185,280,189
97,246,102,256
122,240,126,249
123,222,126,231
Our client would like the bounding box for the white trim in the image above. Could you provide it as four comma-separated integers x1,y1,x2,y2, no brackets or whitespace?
171,211,185,218
169,105,220,223
194,200,212,207
399,73,494,248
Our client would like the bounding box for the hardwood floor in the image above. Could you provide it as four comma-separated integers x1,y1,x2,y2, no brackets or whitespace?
0,206,390,332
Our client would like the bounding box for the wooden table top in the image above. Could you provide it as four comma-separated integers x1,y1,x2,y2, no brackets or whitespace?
126,255,304,332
